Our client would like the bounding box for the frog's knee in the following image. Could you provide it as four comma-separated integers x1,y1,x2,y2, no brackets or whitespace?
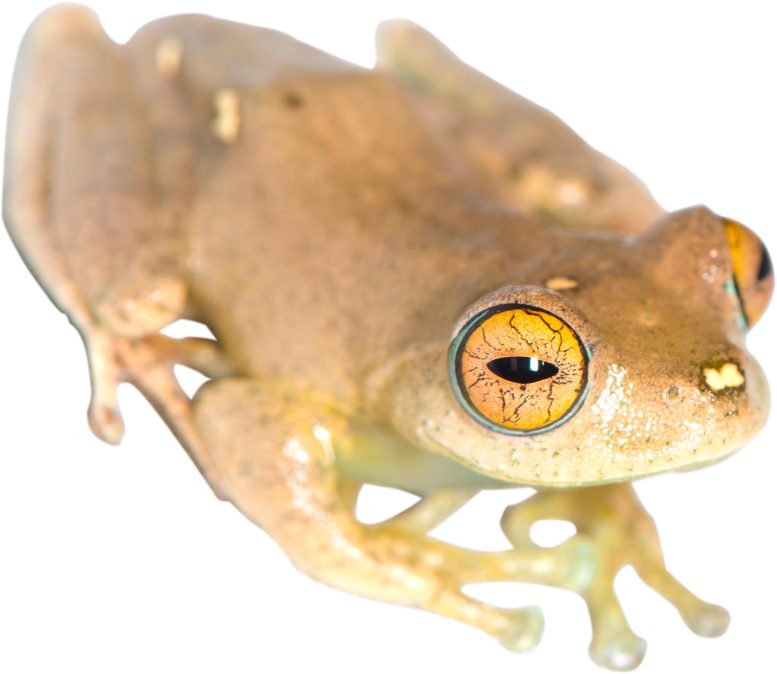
95,275,187,337
25,5,103,45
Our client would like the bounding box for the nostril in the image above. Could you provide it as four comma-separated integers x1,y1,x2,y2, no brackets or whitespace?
703,362,745,392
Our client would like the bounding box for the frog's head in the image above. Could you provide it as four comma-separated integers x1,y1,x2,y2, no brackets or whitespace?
383,207,772,486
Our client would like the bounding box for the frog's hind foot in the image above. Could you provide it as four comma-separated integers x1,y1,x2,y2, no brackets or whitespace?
84,328,231,496
501,483,729,671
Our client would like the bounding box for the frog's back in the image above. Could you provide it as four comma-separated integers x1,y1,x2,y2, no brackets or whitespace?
6,8,661,404
179,57,502,399
121,14,662,400
123,13,661,237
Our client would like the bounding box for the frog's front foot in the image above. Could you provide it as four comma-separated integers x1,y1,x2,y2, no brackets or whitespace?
488,537,596,653
495,606,544,653
501,483,729,671
636,562,730,638
81,325,232,494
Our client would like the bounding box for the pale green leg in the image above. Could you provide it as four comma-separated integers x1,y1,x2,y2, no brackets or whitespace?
381,488,479,534
501,484,729,671
635,565,729,638
373,487,595,652
192,378,600,655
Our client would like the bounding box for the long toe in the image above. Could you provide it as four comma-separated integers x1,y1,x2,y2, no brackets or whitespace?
496,605,544,654
589,632,647,671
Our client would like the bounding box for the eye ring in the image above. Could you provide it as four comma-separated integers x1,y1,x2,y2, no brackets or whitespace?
448,303,589,435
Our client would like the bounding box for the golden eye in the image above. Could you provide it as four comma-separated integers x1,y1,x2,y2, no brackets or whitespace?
723,218,773,327
449,304,588,434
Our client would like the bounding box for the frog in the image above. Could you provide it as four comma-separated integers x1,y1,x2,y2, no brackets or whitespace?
3,6,773,671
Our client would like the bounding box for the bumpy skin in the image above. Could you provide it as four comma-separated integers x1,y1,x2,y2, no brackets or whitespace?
3,7,771,671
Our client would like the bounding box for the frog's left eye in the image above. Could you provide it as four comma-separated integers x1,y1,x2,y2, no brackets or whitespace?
724,218,773,327
449,304,588,435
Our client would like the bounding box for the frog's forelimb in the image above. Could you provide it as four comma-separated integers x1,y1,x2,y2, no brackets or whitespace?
192,379,595,654
501,484,730,670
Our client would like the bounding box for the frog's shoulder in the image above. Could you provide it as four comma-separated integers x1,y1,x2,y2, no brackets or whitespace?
125,15,459,189
376,21,663,235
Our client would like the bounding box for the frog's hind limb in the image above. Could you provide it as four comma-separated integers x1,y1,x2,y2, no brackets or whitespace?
3,7,230,490
501,484,730,671
192,378,596,653
90,333,232,492
5,5,188,338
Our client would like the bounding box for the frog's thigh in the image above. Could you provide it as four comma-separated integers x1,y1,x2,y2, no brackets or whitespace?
5,5,185,338
191,378,581,652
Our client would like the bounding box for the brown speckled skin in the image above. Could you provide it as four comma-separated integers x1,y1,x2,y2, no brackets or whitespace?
3,6,770,670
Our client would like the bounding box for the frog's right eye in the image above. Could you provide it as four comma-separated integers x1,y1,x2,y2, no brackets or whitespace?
724,218,774,327
448,304,588,435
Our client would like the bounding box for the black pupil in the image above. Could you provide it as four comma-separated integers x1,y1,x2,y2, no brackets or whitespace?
487,356,559,384
757,242,773,282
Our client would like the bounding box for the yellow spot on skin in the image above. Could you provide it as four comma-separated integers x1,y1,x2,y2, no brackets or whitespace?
155,37,183,77
516,166,590,210
558,179,588,206
703,363,745,391
545,277,578,291
211,89,241,143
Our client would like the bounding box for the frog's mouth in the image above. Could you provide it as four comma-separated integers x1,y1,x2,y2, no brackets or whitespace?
413,409,767,489
383,344,770,489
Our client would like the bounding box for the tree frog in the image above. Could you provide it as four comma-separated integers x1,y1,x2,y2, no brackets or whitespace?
3,6,773,671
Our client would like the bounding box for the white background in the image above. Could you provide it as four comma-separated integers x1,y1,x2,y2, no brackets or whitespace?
1,2,775,673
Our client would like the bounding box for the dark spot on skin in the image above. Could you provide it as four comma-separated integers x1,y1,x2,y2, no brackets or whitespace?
285,92,304,108
665,386,679,400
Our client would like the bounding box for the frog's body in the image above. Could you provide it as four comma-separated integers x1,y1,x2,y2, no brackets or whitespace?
4,7,772,671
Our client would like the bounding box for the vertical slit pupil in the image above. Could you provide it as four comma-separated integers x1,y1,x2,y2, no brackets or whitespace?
487,356,559,384
757,242,773,282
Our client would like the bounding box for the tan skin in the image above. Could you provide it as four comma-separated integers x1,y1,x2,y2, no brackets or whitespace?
4,7,774,671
